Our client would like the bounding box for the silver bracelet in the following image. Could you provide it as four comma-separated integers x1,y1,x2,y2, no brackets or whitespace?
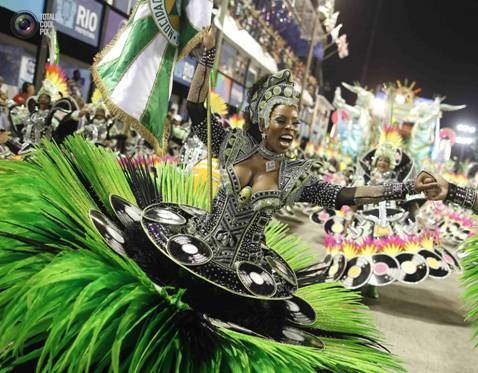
446,184,477,209
199,47,216,68
383,180,416,200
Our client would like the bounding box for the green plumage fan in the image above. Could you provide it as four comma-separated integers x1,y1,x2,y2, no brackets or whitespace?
0,137,404,372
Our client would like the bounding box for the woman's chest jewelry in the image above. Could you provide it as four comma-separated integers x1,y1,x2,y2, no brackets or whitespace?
265,160,276,172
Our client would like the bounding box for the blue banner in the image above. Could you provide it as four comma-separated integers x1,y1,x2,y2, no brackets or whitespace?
53,0,103,47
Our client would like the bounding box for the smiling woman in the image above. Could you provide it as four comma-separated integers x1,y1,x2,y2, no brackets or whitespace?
180,27,441,357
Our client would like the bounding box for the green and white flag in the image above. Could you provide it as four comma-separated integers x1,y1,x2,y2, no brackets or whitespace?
92,0,212,153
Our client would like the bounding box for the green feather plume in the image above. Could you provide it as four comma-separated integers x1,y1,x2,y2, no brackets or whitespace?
462,235,478,346
0,137,404,372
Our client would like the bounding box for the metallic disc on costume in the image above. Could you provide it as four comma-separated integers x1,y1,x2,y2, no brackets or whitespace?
321,253,333,267
236,262,277,297
396,252,429,284
341,256,372,289
266,256,298,287
418,249,450,279
89,210,126,256
294,255,332,285
143,206,187,225
309,211,323,225
369,253,400,286
110,195,142,226
440,247,463,273
280,327,324,349
323,219,334,234
299,253,333,275
326,253,347,281
179,204,206,217
166,234,213,266
324,219,343,234
306,253,333,273
284,296,317,325
206,317,265,338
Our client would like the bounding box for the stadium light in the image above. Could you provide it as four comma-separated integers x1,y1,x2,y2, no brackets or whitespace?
372,97,386,115
456,124,476,134
455,136,475,145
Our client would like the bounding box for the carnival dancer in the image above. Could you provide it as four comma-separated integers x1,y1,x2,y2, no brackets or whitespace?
76,104,111,146
21,65,76,150
22,90,54,145
187,29,436,265
339,142,422,297
0,10,434,373
418,173,478,345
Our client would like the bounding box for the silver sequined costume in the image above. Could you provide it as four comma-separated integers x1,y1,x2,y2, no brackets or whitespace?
188,107,342,267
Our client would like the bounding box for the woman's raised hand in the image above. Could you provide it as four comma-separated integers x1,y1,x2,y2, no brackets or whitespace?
203,26,216,50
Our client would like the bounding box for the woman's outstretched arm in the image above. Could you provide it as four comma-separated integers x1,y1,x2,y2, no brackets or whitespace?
297,172,439,210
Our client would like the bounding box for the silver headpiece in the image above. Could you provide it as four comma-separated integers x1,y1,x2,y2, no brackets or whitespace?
248,69,300,129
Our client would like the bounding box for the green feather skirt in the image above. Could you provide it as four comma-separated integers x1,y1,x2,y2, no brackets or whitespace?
462,235,478,346
0,136,404,372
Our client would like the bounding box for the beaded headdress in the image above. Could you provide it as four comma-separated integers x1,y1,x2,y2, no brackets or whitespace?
248,69,300,128
372,127,404,170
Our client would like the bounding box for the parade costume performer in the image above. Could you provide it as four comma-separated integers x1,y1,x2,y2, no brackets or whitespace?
419,173,478,345
17,64,78,151
0,2,440,371
75,91,111,147
0,137,414,373
309,125,460,294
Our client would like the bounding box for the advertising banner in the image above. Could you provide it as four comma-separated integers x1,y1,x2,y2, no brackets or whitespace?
18,55,36,87
53,0,103,46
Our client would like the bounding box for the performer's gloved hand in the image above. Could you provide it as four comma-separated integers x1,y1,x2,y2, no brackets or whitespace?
202,25,216,50
416,171,447,200
199,26,216,68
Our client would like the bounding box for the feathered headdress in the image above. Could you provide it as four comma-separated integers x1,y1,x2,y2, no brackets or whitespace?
372,126,403,169
38,64,69,102
379,126,403,148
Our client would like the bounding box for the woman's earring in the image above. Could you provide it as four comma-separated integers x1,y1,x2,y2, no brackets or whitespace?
261,132,266,140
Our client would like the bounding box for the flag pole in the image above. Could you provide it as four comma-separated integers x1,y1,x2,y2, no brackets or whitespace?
206,0,229,213
207,74,213,213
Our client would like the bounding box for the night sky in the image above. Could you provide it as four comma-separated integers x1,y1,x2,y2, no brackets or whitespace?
322,0,478,158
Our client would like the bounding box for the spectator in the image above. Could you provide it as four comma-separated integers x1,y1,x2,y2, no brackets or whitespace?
13,82,35,105
68,70,84,98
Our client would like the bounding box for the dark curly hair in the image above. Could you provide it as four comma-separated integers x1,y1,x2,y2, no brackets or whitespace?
243,74,271,143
